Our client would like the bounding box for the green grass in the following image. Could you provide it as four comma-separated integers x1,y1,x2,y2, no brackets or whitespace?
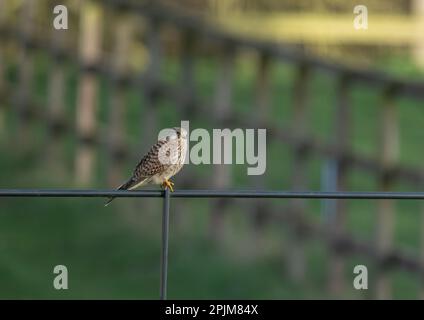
0,50,423,299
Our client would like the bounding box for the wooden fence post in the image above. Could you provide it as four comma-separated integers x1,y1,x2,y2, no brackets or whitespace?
250,53,271,252
15,0,36,146
328,74,351,296
288,63,311,283
0,0,6,139
75,0,103,186
210,44,235,241
107,12,133,187
179,30,196,119
45,13,67,174
413,0,424,68
375,85,399,299
177,30,196,185
140,18,162,156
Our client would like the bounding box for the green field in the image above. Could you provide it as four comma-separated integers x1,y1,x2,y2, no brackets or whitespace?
0,51,423,299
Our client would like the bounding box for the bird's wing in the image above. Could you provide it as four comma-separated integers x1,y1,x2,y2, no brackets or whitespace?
133,139,170,179
116,139,170,192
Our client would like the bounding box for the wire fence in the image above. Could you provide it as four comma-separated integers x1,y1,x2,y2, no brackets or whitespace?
2,189,424,199
1,188,424,299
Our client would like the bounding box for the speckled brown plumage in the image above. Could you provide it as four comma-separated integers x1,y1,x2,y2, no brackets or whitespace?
133,139,168,182
105,127,187,206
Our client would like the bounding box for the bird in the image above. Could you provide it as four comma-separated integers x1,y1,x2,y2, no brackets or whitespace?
104,127,188,206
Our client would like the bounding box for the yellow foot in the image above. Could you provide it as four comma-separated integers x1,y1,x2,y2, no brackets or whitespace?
162,179,174,192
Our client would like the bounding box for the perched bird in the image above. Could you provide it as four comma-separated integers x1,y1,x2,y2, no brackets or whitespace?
105,127,188,206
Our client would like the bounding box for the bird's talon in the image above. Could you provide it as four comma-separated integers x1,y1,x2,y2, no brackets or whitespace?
162,180,174,192
167,180,174,192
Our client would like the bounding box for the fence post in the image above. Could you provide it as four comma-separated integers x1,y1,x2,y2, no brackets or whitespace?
160,188,171,300
0,0,6,139
15,0,36,147
107,12,133,187
375,85,399,299
288,63,311,283
45,15,67,174
328,74,351,296
140,18,161,156
75,0,103,186
413,0,424,68
250,53,271,253
210,43,235,241
179,30,196,118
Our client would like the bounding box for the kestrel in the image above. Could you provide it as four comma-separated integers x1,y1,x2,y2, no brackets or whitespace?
105,127,188,206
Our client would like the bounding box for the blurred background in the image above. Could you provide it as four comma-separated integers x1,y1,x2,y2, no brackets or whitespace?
0,0,424,299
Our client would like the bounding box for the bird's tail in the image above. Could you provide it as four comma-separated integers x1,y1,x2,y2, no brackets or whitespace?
104,196,116,207
104,178,137,207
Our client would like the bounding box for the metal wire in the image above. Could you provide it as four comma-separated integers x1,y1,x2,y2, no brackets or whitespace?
1,189,424,199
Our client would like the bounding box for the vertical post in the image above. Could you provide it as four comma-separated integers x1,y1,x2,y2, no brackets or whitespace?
375,85,399,299
45,13,67,174
420,204,424,299
179,30,196,118
413,0,424,68
15,0,36,146
210,44,235,241
75,0,103,186
107,12,133,187
141,18,162,153
0,0,6,139
250,53,271,253
328,74,351,295
288,63,310,283
160,188,171,300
